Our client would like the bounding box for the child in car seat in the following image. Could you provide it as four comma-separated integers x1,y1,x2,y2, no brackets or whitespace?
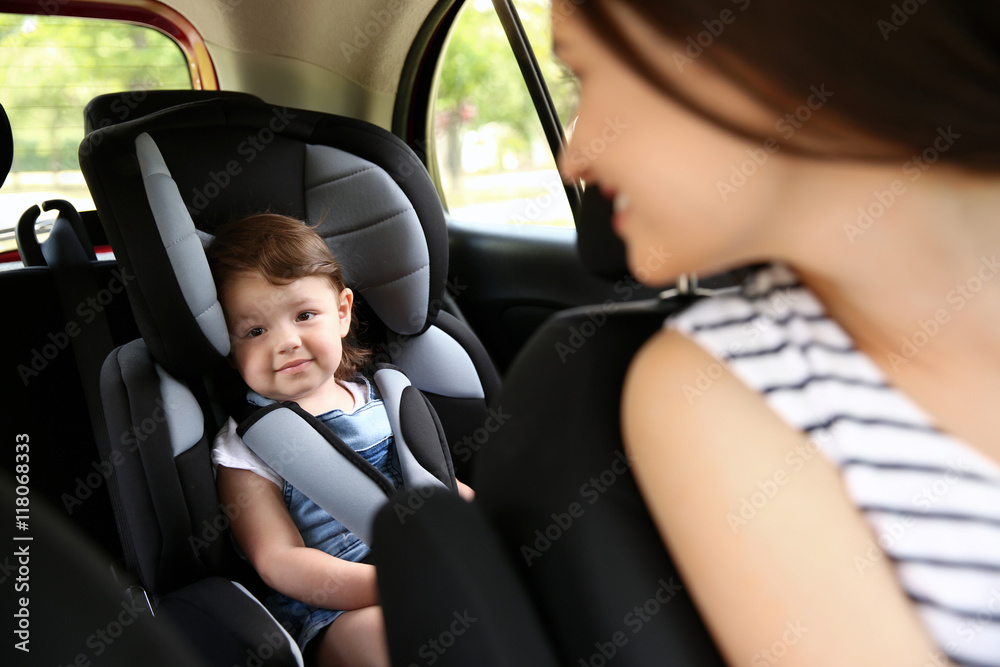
207,213,473,667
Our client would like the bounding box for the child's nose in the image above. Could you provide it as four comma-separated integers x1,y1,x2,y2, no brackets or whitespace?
276,324,301,353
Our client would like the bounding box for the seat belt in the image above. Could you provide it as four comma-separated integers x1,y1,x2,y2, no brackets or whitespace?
237,367,454,546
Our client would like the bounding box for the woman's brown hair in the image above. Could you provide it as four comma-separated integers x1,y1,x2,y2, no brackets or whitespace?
567,0,1000,170
206,213,371,381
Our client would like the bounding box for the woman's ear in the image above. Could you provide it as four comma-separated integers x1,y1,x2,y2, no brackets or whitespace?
338,287,354,337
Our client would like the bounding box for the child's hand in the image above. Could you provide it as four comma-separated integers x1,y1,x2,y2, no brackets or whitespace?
456,479,475,502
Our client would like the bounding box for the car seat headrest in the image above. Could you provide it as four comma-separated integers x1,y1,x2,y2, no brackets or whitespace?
84,90,264,134
134,133,231,357
81,98,448,379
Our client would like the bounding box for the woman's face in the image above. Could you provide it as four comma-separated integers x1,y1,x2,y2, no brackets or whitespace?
554,1,798,286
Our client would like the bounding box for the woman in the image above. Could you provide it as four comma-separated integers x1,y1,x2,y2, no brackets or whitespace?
554,1,1000,665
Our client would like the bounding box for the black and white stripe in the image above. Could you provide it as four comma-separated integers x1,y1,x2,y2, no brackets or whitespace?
669,264,1000,666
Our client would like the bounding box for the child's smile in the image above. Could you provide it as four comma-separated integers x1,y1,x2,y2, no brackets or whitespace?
277,358,313,374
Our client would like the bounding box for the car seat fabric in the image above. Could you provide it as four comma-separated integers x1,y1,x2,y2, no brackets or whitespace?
99,338,235,593
0,474,214,667
236,366,455,546
373,487,561,667
475,300,727,666
376,298,727,666
100,334,304,667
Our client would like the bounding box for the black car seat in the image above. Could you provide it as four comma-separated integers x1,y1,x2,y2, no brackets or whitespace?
1,99,216,667
77,93,501,664
373,187,738,665
2,112,139,567
2,93,262,561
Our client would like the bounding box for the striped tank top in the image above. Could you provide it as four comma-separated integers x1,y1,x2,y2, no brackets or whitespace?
667,263,1000,667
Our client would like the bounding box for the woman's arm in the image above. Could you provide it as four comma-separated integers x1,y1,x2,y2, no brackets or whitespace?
217,465,379,610
621,329,950,667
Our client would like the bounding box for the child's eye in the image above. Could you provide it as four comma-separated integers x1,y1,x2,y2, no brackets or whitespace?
246,327,265,338
297,311,316,322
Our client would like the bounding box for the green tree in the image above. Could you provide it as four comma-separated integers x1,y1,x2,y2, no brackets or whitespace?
435,0,578,180
0,14,190,172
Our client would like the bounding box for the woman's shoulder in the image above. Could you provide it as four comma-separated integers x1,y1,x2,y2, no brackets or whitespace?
621,323,944,667
623,326,780,446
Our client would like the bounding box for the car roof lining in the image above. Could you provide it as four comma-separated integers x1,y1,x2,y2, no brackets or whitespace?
163,0,440,96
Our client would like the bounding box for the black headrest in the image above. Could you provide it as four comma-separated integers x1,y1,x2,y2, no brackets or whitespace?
80,98,448,379
84,90,264,134
1,102,12,187
575,187,628,280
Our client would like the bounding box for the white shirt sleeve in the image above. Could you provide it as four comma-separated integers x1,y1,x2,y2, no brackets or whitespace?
211,417,285,489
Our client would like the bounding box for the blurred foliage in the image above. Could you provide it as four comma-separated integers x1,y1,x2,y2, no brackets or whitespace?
0,14,190,172
435,0,578,174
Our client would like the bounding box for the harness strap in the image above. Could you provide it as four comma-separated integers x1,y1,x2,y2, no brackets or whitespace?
237,367,451,547
373,368,454,491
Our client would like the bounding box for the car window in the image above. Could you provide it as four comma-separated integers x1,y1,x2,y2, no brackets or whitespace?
0,13,192,259
432,0,579,228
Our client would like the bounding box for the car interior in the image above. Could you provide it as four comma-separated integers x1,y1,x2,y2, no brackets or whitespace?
1,1,748,664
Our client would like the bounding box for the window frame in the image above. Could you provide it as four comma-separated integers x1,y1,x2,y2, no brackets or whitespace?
394,0,582,224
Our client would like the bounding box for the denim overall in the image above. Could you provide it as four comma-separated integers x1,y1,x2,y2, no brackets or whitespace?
263,378,403,651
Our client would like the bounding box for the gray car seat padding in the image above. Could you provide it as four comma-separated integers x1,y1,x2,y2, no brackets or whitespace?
133,129,439,368
237,367,450,546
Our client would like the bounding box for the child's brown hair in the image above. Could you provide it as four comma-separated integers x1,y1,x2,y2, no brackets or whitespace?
206,213,370,381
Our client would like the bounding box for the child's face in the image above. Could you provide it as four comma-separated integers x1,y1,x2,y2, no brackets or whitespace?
220,272,354,414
